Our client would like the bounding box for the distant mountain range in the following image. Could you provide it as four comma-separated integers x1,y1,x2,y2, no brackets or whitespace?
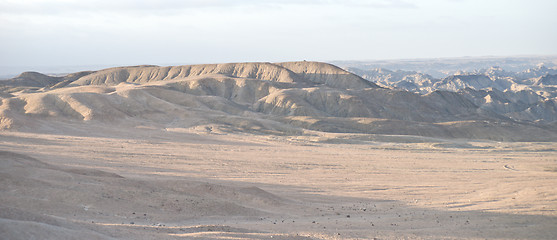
1,60,556,141
332,55,557,78
335,56,557,125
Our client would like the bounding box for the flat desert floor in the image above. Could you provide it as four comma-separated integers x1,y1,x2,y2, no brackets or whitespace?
1,124,557,239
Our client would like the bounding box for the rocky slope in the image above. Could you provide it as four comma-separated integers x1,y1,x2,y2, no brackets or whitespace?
1,61,556,141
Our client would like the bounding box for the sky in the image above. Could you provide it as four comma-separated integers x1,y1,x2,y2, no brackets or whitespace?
1,0,556,74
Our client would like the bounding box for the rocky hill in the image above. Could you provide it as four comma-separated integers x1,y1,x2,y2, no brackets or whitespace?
1,61,556,141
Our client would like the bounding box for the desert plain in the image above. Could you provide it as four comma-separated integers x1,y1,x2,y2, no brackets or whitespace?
1,122,556,239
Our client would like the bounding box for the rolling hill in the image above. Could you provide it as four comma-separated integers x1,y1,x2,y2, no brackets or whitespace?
1,61,556,141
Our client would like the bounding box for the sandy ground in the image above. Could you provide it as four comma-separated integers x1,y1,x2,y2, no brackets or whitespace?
1,123,557,239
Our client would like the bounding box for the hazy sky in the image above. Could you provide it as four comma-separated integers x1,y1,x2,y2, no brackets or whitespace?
1,0,556,71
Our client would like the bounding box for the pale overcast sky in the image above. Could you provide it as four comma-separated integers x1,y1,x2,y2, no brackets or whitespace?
1,0,556,72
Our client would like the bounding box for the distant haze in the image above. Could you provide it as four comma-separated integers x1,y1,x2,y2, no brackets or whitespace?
1,0,556,76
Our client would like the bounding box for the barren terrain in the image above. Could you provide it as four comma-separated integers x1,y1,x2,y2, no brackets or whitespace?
1,123,556,239
1,61,556,239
